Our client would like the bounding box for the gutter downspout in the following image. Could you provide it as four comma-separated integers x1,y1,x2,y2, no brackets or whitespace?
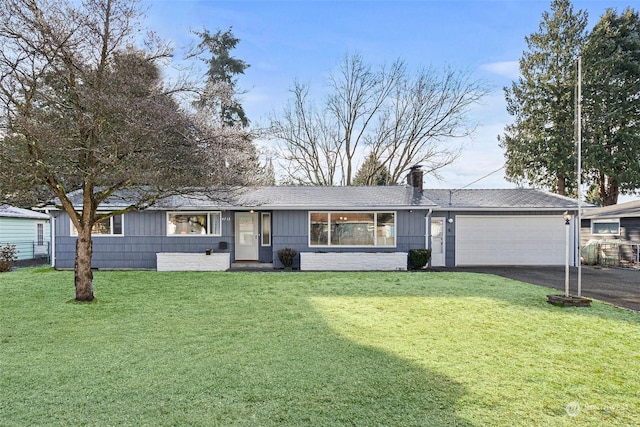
46,209,55,268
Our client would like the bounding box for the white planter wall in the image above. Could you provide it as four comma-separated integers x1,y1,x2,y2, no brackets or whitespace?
156,252,230,271
300,252,407,271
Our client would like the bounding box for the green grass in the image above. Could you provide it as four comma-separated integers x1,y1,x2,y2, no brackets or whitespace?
1,268,638,426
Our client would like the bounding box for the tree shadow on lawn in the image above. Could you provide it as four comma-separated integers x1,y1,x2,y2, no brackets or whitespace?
0,274,473,426
181,296,474,426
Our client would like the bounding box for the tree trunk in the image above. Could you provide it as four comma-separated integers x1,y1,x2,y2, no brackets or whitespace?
74,224,94,302
556,174,566,196
600,176,619,206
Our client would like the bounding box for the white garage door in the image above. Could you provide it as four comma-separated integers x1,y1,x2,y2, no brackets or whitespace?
455,215,566,266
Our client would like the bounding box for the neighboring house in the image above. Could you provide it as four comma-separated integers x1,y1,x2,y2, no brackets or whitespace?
44,168,582,270
0,205,51,261
580,200,640,266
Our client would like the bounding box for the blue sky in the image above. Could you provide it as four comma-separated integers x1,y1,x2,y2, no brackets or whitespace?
143,0,633,190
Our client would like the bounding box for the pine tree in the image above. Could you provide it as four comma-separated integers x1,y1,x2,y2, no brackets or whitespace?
500,0,588,195
582,8,640,205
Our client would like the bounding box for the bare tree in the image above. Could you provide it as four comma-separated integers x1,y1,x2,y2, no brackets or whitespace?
269,53,487,185
0,0,226,301
270,82,342,185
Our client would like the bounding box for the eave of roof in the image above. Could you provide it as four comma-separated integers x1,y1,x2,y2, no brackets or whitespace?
582,200,640,219
0,205,50,220
40,186,583,212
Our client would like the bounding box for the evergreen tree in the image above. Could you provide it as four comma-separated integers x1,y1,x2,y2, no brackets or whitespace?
353,153,392,185
582,8,640,205
192,28,270,187
500,0,588,195
193,28,250,127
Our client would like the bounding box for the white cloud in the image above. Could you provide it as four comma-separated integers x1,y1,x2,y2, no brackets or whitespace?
480,61,520,80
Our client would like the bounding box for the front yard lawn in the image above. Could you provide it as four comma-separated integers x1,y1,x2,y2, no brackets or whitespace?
1,268,638,426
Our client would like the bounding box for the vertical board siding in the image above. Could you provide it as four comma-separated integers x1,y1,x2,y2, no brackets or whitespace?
53,210,235,269
47,207,497,270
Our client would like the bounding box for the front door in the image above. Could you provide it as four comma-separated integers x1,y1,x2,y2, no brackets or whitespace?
235,212,259,261
430,217,446,267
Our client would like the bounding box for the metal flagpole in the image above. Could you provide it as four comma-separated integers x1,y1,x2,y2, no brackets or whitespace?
577,56,583,296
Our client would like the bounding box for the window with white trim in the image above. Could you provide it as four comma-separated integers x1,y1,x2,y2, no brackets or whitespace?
36,223,44,245
309,212,396,247
167,212,222,236
71,214,124,236
591,219,620,235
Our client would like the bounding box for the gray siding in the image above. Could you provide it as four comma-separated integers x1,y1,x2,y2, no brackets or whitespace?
270,210,430,269
580,217,640,264
53,210,235,269
53,207,571,270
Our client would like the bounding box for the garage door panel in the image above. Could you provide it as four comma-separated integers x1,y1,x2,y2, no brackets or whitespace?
456,216,566,266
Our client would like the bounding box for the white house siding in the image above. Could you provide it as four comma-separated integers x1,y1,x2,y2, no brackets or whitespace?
455,215,567,266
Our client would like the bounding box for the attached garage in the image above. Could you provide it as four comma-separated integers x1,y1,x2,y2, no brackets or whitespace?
455,215,567,266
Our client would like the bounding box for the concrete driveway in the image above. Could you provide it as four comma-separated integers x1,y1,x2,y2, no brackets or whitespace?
442,266,640,312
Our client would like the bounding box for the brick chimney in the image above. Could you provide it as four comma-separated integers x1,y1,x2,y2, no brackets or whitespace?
407,165,423,193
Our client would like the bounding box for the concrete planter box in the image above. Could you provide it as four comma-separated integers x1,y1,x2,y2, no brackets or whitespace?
300,252,407,271
156,252,230,271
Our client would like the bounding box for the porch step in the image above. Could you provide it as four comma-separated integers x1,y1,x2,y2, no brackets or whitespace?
229,262,274,271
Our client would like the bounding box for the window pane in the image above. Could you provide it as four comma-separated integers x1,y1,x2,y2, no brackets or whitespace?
112,215,123,235
310,213,329,245
331,212,374,246
37,223,44,245
93,215,112,235
210,212,222,236
168,213,208,235
592,221,620,235
376,212,395,246
262,213,271,246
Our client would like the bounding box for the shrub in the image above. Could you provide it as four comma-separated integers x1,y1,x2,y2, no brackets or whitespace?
277,248,297,269
408,249,431,270
0,244,18,272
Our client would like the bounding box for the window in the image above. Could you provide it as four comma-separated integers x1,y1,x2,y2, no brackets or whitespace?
36,223,44,245
309,212,396,247
591,219,620,235
261,213,271,246
167,212,222,236
71,214,124,236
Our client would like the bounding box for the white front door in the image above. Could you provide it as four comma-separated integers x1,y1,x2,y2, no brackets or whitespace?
235,212,259,261
430,217,446,267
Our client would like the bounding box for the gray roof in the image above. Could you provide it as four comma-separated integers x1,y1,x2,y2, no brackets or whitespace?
0,205,50,220
582,199,640,219
151,186,437,210
45,186,582,211
235,186,437,209
424,188,582,211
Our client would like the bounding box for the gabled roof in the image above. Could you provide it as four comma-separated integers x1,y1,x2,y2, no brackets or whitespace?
582,199,640,219
424,188,582,211
0,205,49,220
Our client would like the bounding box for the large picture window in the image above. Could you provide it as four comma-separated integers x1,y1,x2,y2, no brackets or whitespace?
167,212,222,236
71,214,123,236
309,212,395,247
